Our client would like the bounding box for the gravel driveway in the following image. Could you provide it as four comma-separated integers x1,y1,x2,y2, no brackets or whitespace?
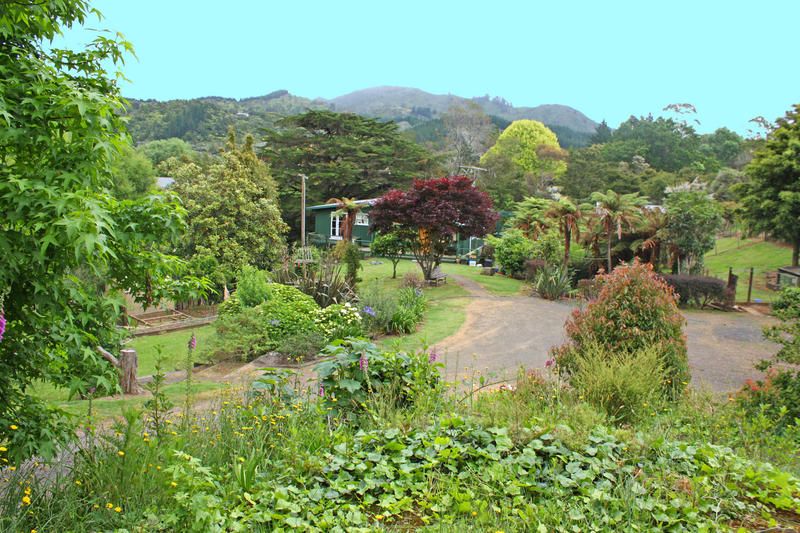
438,275,777,393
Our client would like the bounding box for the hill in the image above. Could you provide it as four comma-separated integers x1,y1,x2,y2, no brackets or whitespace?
124,86,598,151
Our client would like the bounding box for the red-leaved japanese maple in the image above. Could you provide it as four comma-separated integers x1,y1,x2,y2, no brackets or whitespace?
370,176,498,280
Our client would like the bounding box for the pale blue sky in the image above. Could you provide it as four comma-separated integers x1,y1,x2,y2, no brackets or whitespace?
59,0,799,134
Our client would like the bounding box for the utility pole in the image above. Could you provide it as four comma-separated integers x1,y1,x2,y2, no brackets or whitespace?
300,174,308,247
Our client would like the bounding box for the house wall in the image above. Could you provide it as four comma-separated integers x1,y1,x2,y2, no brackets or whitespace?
311,207,374,245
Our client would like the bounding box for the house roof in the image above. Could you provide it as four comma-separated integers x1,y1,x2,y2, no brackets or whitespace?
307,199,378,211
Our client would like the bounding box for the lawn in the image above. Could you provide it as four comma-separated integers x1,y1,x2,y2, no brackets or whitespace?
704,236,792,302
126,324,217,376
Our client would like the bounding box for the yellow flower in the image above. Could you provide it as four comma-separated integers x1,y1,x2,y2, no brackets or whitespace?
0,446,7,452
471,511,477,516
31,529,38,533
238,457,245,463
21,495,31,505
106,502,113,509
75,480,82,486
170,481,178,487
10,425,18,431
114,506,122,513
375,514,384,521
24,487,31,495
117,451,125,457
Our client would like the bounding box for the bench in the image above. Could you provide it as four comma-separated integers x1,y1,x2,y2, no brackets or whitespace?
427,267,448,286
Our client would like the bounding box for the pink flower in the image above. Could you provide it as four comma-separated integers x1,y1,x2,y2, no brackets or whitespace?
544,358,555,368
429,348,440,363
0,312,5,343
318,385,325,397
359,354,368,372
188,333,196,350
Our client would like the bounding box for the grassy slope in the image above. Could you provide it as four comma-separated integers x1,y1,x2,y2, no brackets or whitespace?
704,237,792,302
127,324,216,376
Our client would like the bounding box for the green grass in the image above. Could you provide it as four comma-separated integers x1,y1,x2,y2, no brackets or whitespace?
126,325,216,376
439,262,525,295
361,259,471,352
704,236,792,302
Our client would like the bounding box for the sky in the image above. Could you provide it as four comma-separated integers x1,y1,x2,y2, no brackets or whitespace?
58,0,800,135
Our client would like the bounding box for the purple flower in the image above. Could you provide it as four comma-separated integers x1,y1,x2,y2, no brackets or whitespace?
428,349,439,363
269,319,281,326
318,385,325,397
187,333,196,351
363,306,376,317
544,358,555,369
359,353,368,372
0,312,5,343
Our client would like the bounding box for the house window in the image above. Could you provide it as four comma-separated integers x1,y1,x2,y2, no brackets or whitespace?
355,213,369,226
330,215,342,240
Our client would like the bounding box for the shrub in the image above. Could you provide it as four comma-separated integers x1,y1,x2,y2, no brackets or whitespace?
388,288,427,334
271,255,356,307
772,286,800,319
534,264,572,300
236,266,270,308
217,293,241,317
314,302,364,340
400,270,425,290
315,338,442,413
358,282,398,334
530,229,565,265
489,229,534,278
273,331,327,361
660,274,730,308
571,343,666,423
553,261,688,398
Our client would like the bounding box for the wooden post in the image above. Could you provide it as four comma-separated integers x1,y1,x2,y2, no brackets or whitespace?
119,349,142,394
300,174,307,248
747,267,754,303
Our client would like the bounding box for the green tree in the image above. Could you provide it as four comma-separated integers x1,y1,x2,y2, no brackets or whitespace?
261,110,438,238
138,137,196,167
175,129,288,274
370,231,412,278
700,127,744,168
479,120,567,209
590,119,613,144
738,105,800,266
0,1,205,460
110,144,156,199
662,191,723,273
588,190,648,272
545,198,582,267
508,196,553,238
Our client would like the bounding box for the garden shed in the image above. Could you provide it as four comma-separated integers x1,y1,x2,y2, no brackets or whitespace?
777,266,800,288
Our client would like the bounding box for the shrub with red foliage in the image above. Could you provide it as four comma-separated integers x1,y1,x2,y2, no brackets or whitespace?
370,176,498,280
553,261,689,398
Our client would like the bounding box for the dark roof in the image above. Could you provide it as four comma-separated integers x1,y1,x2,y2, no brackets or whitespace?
778,266,800,277
307,199,377,211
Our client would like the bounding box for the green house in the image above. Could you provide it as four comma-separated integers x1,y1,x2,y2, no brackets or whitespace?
306,199,488,258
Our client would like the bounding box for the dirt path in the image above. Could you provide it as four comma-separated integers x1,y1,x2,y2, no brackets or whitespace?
438,275,778,393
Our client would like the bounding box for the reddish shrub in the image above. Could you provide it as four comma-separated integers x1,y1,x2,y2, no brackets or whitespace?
553,261,688,398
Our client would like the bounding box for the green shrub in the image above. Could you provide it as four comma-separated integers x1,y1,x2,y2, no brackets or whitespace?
488,229,534,278
314,302,364,340
271,255,356,307
388,288,426,334
236,266,270,307
217,293,241,317
530,228,565,265
660,274,730,308
273,331,327,361
772,286,800,320
571,343,666,423
315,338,442,413
534,264,572,300
554,261,688,398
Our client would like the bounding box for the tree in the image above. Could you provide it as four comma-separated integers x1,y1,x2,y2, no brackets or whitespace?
635,208,668,268
545,198,582,267
590,120,613,144
700,127,744,168
110,144,156,199
174,129,288,275
138,137,196,167
370,176,498,280
441,102,497,173
588,190,648,272
0,1,205,460
479,120,567,209
662,191,722,274
260,110,438,238
508,196,553,238
370,231,412,278
738,105,800,266
327,197,362,242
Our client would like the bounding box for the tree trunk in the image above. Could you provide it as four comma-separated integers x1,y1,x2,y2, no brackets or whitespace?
793,238,799,267
119,349,142,395
392,259,399,279
606,230,613,273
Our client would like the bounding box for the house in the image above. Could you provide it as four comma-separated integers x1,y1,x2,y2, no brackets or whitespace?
306,199,488,258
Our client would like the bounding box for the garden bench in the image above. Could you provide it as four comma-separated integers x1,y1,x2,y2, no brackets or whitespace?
427,267,448,286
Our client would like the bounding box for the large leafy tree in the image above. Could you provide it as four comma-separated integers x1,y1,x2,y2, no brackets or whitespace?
546,199,582,267
110,144,156,199
260,110,438,238
370,176,498,280
588,190,648,272
662,191,722,273
738,105,800,266
0,1,204,459
479,120,567,209
174,129,288,274
508,196,553,239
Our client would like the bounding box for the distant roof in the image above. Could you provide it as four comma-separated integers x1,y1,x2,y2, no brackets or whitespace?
156,177,175,189
308,198,377,211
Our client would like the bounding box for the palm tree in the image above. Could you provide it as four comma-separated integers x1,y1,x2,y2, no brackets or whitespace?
545,198,582,267
327,197,362,242
509,196,551,239
589,190,648,272
636,208,668,269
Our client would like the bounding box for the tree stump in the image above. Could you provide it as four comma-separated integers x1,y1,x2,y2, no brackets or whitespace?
119,349,142,394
